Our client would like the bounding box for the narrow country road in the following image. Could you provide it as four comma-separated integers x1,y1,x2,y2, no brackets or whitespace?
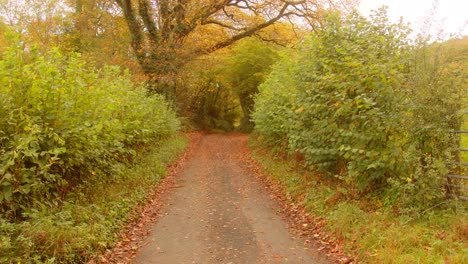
133,134,330,264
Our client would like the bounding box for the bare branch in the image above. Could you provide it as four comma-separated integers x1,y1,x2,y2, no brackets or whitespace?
138,0,159,44
203,19,241,31
209,2,292,52
253,32,288,47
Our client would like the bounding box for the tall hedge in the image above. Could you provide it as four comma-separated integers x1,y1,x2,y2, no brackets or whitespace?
0,39,179,217
253,9,463,207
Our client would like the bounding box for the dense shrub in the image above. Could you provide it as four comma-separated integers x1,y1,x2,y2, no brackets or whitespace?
251,51,298,147
254,10,411,189
253,9,464,208
0,38,179,217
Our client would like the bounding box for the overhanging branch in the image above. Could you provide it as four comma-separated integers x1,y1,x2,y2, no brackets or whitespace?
208,2,292,52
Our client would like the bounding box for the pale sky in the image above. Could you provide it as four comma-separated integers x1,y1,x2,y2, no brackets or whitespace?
358,0,468,37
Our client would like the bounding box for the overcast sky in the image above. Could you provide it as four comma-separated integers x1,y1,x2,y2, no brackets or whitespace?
358,0,468,37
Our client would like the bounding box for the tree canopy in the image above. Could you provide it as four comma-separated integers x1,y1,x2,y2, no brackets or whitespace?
114,0,352,91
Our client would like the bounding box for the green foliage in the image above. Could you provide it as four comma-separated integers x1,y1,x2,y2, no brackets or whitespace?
0,135,188,263
253,9,464,207
387,35,467,207
223,38,280,132
250,137,468,264
176,55,241,131
175,37,279,132
0,35,179,217
462,116,468,163
251,50,298,146
254,9,411,190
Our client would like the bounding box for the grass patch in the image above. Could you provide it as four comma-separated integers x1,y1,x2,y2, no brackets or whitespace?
249,135,468,263
461,115,467,162
0,134,188,263
457,114,467,199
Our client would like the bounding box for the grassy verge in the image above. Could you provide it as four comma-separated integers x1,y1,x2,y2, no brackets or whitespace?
0,134,188,263
249,136,467,263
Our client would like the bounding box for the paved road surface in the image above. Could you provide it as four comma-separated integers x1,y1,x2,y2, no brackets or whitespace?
133,134,330,264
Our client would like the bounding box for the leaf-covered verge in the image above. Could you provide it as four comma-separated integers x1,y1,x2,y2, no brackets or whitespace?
0,134,188,263
250,137,467,263
252,9,466,210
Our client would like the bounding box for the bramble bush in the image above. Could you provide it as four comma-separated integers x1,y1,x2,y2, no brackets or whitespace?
253,9,464,208
0,36,179,218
